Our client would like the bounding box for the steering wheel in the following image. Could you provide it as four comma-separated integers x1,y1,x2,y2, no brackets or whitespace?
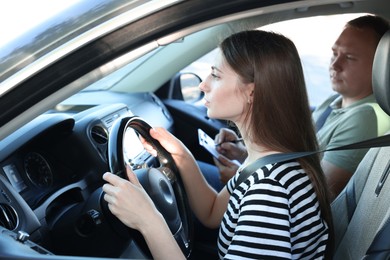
106,116,193,258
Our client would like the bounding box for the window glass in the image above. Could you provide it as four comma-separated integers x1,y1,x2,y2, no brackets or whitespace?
182,13,367,107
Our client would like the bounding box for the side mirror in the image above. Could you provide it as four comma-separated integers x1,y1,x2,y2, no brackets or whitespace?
179,73,203,102
163,72,203,102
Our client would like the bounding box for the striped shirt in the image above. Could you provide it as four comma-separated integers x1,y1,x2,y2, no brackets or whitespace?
218,160,329,259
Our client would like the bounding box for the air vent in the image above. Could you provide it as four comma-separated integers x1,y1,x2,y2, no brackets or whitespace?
0,203,18,230
90,125,108,144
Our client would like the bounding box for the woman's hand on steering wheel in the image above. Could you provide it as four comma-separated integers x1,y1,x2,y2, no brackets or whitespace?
102,165,162,231
105,116,194,258
142,127,190,163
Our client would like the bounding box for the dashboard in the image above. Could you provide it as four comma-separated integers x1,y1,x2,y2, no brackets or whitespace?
0,91,173,256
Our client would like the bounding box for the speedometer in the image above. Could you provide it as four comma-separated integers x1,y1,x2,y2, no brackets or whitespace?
24,152,53,188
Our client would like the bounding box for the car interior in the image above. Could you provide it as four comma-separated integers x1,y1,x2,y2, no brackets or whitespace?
331,29,390,260
0,0,390,259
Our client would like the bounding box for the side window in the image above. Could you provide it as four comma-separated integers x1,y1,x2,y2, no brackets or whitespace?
182,14,366,107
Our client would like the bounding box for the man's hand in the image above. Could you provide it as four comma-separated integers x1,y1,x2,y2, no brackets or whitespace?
213,155,240,184
321,160,353,201
215,128,247,163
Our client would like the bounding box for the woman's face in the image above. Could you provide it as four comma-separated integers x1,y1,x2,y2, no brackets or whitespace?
199,50,252,123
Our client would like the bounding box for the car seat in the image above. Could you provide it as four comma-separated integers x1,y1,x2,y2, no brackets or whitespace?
331,30,390,259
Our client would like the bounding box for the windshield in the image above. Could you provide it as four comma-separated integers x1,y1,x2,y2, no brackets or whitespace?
0,0,81,48
83,48,161,92
0,0,146,85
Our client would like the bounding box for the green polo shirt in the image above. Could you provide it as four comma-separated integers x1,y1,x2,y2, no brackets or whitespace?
312,94,390,173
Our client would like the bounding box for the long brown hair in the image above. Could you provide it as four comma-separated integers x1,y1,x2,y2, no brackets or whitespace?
220,30,334,257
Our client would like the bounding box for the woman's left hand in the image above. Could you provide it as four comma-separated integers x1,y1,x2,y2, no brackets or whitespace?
141,127,192,165
102,165,160,231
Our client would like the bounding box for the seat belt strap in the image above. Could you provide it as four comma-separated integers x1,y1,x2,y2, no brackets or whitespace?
235,134,390,189
315,94,339,132
315,105,332,132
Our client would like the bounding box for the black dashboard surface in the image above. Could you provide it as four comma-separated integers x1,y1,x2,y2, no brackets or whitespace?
0,91,173,257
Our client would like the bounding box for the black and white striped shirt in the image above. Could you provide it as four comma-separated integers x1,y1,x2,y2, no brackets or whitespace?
218,160,329,259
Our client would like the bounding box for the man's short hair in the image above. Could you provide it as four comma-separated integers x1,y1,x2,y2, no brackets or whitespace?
347,15,390,42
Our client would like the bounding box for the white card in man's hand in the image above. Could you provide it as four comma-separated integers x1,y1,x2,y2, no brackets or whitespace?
198,128,219,158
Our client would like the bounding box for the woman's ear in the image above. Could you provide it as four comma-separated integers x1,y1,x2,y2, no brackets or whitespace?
246,83,255,104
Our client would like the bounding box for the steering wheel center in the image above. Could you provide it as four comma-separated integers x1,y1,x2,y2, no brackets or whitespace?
161,180,173,204
138,168,180,225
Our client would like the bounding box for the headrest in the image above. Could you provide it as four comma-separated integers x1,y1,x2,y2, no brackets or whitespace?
373,30,390,116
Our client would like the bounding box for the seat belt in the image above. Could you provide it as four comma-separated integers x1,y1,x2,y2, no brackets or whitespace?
235,133,390,189
315,105,332,132
315,94,339,132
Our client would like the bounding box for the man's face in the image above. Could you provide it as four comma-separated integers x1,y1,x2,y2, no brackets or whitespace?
329,25,378,100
